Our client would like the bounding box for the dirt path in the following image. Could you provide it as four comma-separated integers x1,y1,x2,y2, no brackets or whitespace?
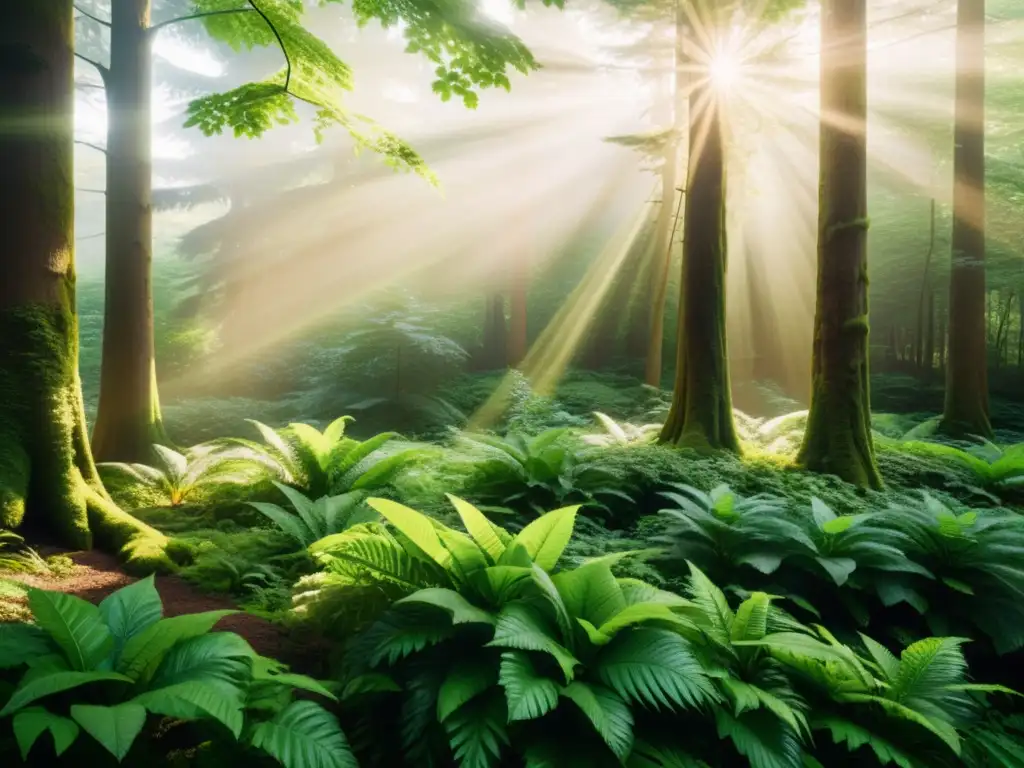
3,549,289,660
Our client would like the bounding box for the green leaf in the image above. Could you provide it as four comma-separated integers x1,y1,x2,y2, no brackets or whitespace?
552,561,626,629
731,593,773,642
98,576,163,663
814,716,915,768
70,702,146,762
438,659,496,722
447,493,509,561
1,670,133,716
499,650,559,721
397,588,495,626
509,505,579,571
323,415,353,446
0,623,53,669
858,634,901,681
27,589,113,671
561,682,634,760
685,562,734,644
252,657,337,701
436,527,490,579
596,602,694,641
249,501,311,545
148,632,253,691
473,566,533,605
340,673,401,700
118,610,236,682
12,707,79,760
488,603,579,683
366,497,453,569
133,678,245,738
249,700,357,768
816,557,857,586
595,628,717,712
443,691,509,768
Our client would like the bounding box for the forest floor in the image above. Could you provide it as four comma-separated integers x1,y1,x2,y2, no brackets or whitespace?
1,548,290,660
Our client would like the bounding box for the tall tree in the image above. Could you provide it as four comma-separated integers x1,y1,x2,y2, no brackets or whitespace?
940,0,993,438
660,3,739,452
796,0,881,488
1,0,178,569
80,0,542,462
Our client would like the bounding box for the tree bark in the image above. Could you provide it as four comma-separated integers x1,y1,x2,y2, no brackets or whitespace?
0,1,175,571
660,74,740,453
645,3,683,387
796,0,881,489
940,0,992,438
91,0,166,463
923,289,936,380
915,199,936,372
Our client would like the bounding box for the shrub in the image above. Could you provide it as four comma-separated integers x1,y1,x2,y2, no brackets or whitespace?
0,578,350,767
248,482,378,549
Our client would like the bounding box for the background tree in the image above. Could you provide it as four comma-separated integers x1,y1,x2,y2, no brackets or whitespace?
940,0,993,438
796,0,881,488
0,0,177,569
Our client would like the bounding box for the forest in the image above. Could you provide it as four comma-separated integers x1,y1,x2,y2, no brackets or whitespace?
2,0,1024,766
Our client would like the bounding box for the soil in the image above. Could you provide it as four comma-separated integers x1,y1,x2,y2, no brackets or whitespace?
2,548,289,660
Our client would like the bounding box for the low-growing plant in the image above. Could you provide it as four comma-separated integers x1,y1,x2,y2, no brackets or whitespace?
248,482,379,549
454,428,635,521
0,577,352,767
0,532,48,575
581,412,661,448
98,444,269,509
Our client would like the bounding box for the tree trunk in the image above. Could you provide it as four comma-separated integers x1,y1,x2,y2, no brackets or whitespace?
480,292,507,370
645,4,683,387
915,199,936,372
796,0,881,489
508,255,529,367
941,0,992,438
0,1,174,571
923,289,936,380
660,75,740,453
91,0,165,463
995,291,1015,368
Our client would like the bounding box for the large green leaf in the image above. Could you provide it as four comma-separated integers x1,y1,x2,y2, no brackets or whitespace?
814,716,915,768
118,610,236,682
12,707,79,760
252,656,337,701
366,497,453,569
397,588,496,626
249,501,311,545
552,562,626,629
28,589,113,671
509,506,579,571
685,563,734,645
0,670,133,716
249,700,357,768
98,576,163,663
70,702,147,761
731,593,773,643
473,566,533,605
595,629,717,712
133,678,246,738
447,494,510,562
436,527,490,580
499,650,559,721
0,622,53,669
148,632,253,690
561,682,634,761
487,603,579,683
595,603,694,642
438,659,496,722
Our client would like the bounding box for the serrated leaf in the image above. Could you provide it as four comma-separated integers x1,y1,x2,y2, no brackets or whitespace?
438,659,496,722
499,651,559,721
487,603,579,683
443,691,509,768
366,497,453,569
249,700,357,768
561,681,634,760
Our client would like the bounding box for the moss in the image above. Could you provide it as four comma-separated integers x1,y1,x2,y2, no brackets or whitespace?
1,304,185,574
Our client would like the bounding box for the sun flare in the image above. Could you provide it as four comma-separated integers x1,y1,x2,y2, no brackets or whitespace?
707,51,743,89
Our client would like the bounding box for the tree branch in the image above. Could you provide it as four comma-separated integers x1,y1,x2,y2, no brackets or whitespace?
249,0,291,91
148,7,255,35
75,140,107,154
77,231,106,240
75,52,109,79
74,4,111,27
76,188,107,195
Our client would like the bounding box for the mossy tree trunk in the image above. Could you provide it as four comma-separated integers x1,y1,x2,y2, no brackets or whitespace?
91,0,166,463
0,1,175,571
796,0,881,489
940,0,993,438
660,76,740,454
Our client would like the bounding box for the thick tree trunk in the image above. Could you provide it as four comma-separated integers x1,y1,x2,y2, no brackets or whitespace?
91,0,165,463
660,77,740,453
645,7,683,387
796,0,881,489
941,0,992,438
0,1,175,570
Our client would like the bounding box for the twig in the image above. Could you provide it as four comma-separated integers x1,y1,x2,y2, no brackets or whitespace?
248,0,291,91
76,232,106,240
74,4,110,26
75,52,109,79
76,188,106,195
75,140,107,154
148,7,255,35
